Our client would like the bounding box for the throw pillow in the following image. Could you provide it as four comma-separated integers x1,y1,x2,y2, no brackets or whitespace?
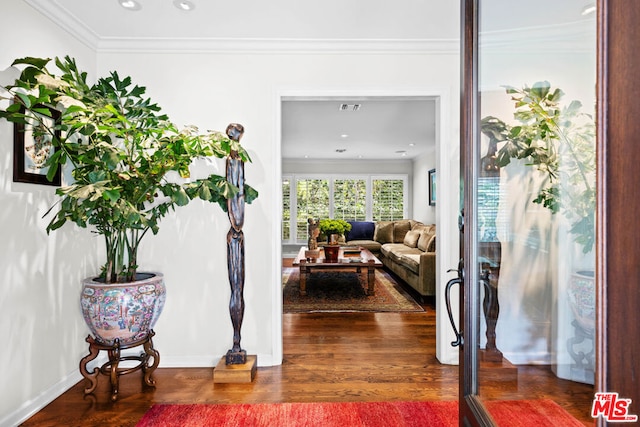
426,234,436,252
346,221,375,241
403,230,421,248
418,230,434,252
374,221,394,244
393,220,412,243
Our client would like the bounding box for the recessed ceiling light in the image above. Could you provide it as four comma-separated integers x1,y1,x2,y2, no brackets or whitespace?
395,150,407,157
341,134,349,139
118,0,141,11
173,0,195,11
408,143,415,147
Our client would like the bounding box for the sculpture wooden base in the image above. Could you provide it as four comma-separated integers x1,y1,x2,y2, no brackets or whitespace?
213,355,257,384
479,350,518,384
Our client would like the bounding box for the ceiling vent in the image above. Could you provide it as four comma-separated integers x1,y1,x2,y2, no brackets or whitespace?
339,103,361,111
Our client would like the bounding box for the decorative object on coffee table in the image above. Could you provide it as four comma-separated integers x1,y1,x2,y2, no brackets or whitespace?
323,245,340,262
305,218,320,259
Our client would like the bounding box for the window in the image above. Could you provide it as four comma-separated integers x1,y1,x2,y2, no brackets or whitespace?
295,179,329,240
372,178,405,221
333,179,366,221
282,178,291,241
282,175,407,243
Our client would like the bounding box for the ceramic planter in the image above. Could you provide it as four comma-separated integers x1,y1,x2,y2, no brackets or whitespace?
80,272,166,346
568,270,595,333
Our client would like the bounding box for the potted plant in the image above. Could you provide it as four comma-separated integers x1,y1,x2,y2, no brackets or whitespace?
481,81,595,331
0,56,258,346
481,81,595,254
318,218,352,243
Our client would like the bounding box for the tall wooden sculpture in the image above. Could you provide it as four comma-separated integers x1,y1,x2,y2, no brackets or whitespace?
224,123,247,365
213,123,257,383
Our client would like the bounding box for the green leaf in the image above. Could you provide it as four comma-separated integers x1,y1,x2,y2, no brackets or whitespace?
530,81,551,100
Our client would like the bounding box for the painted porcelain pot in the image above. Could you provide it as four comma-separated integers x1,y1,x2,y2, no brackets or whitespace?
568,270,595,334
80,272,166,346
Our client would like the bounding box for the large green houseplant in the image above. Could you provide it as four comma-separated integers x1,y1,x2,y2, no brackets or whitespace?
481,81,595,254
0,56,258,347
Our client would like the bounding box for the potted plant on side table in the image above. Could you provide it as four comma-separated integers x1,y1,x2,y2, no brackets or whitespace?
0,56,258,400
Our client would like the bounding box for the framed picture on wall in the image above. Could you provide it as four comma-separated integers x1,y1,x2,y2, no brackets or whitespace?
13,104,61,186
428,168,436,206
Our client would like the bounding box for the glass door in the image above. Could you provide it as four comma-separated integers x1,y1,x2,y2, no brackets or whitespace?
459,0,596,424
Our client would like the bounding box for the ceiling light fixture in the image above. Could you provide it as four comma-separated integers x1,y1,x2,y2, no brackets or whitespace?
339,104,361,111
173,0,195,11
118,0,141,11
340,134,349,139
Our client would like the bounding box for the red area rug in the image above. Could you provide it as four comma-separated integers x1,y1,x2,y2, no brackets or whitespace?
282,267,423,313
136,400,583,426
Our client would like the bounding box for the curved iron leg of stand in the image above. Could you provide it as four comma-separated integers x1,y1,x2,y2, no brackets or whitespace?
79,335,100,395
142,330,160,387
108,339,121,402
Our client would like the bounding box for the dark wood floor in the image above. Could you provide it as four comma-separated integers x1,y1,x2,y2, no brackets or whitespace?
22,268,594,426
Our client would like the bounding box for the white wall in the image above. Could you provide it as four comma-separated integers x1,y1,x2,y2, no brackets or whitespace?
95,49,460,368
0,2,98,426
412,148,436,224
0,4,461,424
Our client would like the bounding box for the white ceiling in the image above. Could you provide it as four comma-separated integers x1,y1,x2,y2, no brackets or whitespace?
282,98,436,160
23,0,594,161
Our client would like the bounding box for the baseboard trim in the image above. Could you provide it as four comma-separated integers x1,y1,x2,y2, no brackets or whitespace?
1,355,107,426
1,370,83,426
160,353,276,368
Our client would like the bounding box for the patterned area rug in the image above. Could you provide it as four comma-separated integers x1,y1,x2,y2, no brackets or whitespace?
282,267,424,313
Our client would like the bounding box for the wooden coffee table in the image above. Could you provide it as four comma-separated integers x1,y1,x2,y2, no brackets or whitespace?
292,246,382,296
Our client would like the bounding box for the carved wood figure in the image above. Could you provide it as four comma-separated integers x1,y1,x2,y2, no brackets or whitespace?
225,123,247,365
307,218,320,250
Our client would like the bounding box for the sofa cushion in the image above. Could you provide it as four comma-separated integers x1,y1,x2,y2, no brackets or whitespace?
393,220,412,243
374,221,394,244
346,221,375,241
399,254,421,275
417,229,434,252
348,240,382,254
403,230,421,248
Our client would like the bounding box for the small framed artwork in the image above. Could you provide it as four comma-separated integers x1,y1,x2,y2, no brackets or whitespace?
428,168,436,206
13,105,61,186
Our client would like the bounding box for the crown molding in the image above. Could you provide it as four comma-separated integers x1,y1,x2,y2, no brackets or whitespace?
25,0,100,50
95,37,460,55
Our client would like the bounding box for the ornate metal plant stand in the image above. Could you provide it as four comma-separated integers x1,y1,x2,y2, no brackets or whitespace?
79,330,160,401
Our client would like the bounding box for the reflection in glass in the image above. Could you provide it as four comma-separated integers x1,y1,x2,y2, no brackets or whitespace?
475,0,596,422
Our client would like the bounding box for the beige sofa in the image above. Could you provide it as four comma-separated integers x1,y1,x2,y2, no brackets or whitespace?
374,220,436,298
332,219,435,298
